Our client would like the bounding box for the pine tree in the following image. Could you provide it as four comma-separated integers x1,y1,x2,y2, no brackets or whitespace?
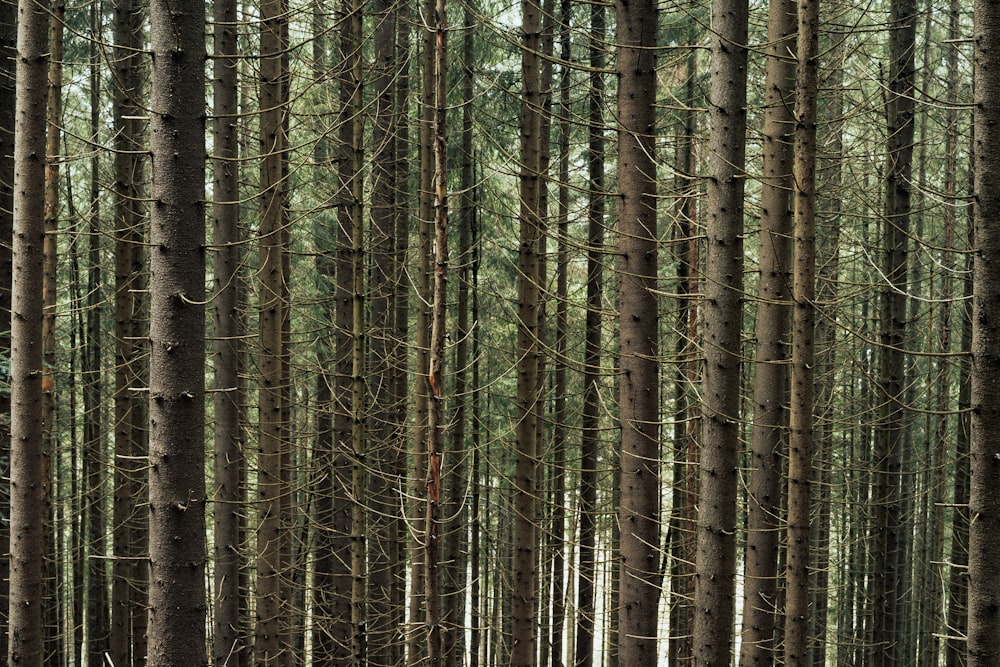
145,0,207,659
615,0,660,660
8,0,48,662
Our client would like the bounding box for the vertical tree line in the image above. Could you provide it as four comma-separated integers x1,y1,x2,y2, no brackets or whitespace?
1,0,993,665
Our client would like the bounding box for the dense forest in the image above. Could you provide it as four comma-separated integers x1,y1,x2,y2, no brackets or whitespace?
2,0,999,663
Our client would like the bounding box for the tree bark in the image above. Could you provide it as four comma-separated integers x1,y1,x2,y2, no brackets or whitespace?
368,0,403,660
145,0,207,660
872,0,915,660
0,0,15,655
84,7,110,660
575,5,604,664
968,0,1000,661
408,0,434,657
111,0,148,660
693,0,749,660
616,0,660,661
212,0,244,658
8,0,48,661
255,0,289,659
512,0,544,662
41,2,63,660
739,0,795,661
783,0,819,660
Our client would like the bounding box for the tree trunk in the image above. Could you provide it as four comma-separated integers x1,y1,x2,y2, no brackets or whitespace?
425,0,448,659
549,3,570,663
783,0,819,660
255,0,289,658
145,0,207,660
616,0,660,660
968,0,1000,661
693,0,749,660
8,0,48,661
945,175,972,667
512,0,543,662
809,22,845,664
0,0,15,655
408,0,434,657
739,0,795,659
41,2,63,661
310,2,353,660
84,7,110,660
872,0,915,660
575,5,604,664
368,0,401,662
669,39,699,667
212,0,244,658
111,0,148,659
445,5,475,662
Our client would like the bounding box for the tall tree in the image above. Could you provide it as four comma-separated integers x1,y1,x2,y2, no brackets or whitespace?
739,0,795,661
668,28,699,665
8,0,48,661
342,0,366,659
693,0,749,660
968,0,1000,662
84,4,111,660
616,0,660,660
425,0,448,659
111,0,148,659
549,2,571,663
946,141,974,667
0,0,14,656
809,18,845,664
145,0,207,660
255,0,290,658
872,0,916,659
311,1,353,660
41,3,64,659
368,0,401,661
408,0,434,656
784,0,820,660
212,0,244,659
510,0,542,667
576,6,605,663
513,0,544,661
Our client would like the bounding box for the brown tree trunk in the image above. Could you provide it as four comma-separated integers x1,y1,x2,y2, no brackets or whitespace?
145,0,207,660
84,7,110,659
111,0,148,660
310,2,353,661
41,3,63,660
8,0,48,661
669,39,699,666
368,0,401,662
739,0,795,660
391,7,411,664
255,0,289,659
809,24,845,664
945,176,972,667
872,0,915,660
407,0,434,657
549,2,570,663
693,0,749,660
425,0,448,659
0,0,14,656
968,0,1000,661
783,0,819,660
212,0,244,658
575,5,604,665
615,0,660,660
512,0,543,662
